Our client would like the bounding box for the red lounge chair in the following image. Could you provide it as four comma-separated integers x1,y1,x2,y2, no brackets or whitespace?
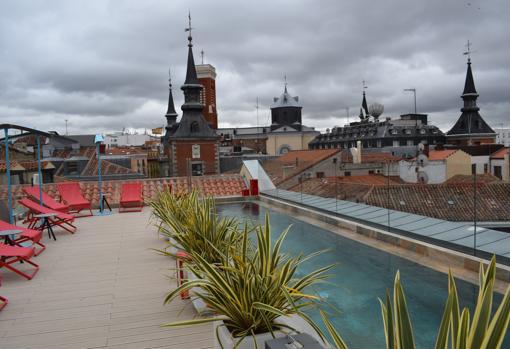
23,186,69,213
119,183,143,213
0,244,39,280
0,220,45,256
57,182,93,217
19,198,76,234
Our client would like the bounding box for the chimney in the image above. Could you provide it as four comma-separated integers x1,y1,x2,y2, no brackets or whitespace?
357,140,362,164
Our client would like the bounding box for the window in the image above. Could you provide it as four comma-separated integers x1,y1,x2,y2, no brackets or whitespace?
399,140,406,146
344,171,351,176
471,163,476,174
190,121,199,133
316,172,325,178
484,163,488,173
494,166,502,179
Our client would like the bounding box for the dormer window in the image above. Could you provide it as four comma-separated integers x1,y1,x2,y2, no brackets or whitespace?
419,129,426,134
404,129,411,135
190,121,199,133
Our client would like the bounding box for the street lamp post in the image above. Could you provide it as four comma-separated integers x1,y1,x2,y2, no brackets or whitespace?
333,158,338,212
95,134,111,216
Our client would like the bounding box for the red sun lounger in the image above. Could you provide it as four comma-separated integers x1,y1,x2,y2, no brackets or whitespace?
19,198,76,234
23,186,69,213
119,183,143,213
0,220,45,256
0,244,39,280
57,182,93,217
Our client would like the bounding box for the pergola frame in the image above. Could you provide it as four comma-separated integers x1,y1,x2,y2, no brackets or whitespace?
0,124,53,223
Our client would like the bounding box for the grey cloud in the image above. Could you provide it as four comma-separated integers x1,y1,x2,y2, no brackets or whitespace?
0,0,509,135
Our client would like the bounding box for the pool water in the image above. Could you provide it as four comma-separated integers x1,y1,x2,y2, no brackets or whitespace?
217,202,507,348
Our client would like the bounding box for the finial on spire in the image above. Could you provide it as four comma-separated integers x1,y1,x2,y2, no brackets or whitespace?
200,50,204,64
284,75,288,93
185,10,193,46
463,40,472,62
168,68,172,86
362,80,368,95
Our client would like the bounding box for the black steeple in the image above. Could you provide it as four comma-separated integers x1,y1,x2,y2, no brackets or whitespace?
463,58,477,95
359,91,369,120
165,70,178,127
446,58,495,139
171,13,216,139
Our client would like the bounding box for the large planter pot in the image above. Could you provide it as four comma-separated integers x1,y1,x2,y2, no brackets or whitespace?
213,314,325,349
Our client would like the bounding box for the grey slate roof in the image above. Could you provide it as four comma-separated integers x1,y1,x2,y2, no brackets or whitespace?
271,86,301,108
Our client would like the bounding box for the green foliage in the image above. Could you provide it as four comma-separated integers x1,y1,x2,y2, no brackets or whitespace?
162,213,333,347
150,190,243,264
323,256,510,349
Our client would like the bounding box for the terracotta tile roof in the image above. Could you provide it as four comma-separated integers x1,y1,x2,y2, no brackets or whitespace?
290,176,510,222
81,158,136,176
365,183,510,221
340,150,400,163
105,147,147,155
491,147,509,160
427,149,458,161
1,175,248,207
446,174,501,184
0,161,53,172
262,149,340,185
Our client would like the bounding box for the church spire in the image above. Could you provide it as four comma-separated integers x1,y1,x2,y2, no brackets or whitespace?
165,69,178,127
184,11,199,85
462,58,478,96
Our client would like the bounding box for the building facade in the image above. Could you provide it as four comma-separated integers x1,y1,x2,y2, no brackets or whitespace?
496,128,510,147
309,90,445,157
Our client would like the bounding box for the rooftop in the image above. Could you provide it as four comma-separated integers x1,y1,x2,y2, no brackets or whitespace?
0,210,213,348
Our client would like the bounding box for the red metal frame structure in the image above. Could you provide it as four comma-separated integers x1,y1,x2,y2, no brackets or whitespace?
119,182,143,213
57,182,93,217
0,275,7,311
23,186,69,213
0,220,45,256
19,198,77,234
0,244,39,280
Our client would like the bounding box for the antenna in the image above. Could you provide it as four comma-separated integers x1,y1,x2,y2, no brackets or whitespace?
403,88,417,114
200,50,204,64
65,119,68,135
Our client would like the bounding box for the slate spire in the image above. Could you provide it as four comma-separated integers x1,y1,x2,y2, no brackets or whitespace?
184,12,199,85
165,70,178,127
462,58,478,96
359,91,369,120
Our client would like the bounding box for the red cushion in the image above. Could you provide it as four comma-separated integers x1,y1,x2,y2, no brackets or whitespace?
0,244,35,258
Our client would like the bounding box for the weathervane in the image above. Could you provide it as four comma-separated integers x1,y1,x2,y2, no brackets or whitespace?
463,40,473,61
168,68,172,86
185,10,193,44
200,50,204,64
362,80,368,92
284,75,288,92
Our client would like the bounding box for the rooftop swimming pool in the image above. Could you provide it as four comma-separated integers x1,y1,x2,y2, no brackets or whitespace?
217,202,507,348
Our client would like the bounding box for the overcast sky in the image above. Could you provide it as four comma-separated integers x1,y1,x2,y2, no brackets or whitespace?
0,0,508,135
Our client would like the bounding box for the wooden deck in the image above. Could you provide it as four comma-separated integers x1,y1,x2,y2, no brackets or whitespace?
0,210,213,349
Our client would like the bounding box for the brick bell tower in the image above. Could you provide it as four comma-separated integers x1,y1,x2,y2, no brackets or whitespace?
166,14,220,177
196,63,218,129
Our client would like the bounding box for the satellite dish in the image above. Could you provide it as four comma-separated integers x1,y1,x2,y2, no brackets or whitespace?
417,154,428,167
369,103,384,118
417,171,429,184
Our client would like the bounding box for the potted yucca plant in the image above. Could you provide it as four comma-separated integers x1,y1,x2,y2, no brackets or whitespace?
162,214,333,349
151,190,243,264
320,256,510,349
